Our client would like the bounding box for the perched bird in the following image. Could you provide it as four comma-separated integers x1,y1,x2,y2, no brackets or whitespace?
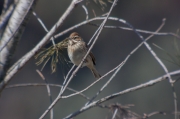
67,32,101,79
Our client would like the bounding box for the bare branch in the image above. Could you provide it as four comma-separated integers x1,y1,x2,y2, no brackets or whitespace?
0,2,15,30
0,0,82,94
1,0,11,15
39,0,118,118
54,17,180,39
62,62,124,99
63,69,180,119
125,18,178,119
38,1,85,118
111,108,118,119
60,18,167,101
82,5,89,20
0,0,36,82
32,11,56,46
5,83,90,100
83,18,166,105
36,70,53,119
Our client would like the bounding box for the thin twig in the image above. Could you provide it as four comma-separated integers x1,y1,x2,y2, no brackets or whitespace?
38,1,84,118
143,111,166,118
124,18,178,119
0,0,82,94
88,22,180,39
36,70,53,119
54,17,180,39
5,83,90,100
40,0,118,118
63,69,180,119
62,62,123,99
60,65,75,94
84,18,166,106
82,5,89,20
32,11,56,46
85,61,124,105
111,108,118,119
60,0,118,108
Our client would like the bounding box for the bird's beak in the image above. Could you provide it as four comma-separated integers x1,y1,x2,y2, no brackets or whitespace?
68,37,75,45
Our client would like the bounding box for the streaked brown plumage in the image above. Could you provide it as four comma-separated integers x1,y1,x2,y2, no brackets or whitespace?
67,32,101,79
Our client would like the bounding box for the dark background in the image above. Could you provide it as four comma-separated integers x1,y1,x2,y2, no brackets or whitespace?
0,0,180,119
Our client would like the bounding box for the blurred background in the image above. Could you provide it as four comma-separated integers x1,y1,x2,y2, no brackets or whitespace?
0,0,180,119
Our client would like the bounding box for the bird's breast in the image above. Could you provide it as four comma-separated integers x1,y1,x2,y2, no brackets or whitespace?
68,44,86,66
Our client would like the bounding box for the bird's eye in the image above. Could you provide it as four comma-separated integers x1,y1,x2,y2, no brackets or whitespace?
73,36,81,41
74,36,78,39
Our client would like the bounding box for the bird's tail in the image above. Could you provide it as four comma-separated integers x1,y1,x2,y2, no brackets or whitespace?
90,67,101,79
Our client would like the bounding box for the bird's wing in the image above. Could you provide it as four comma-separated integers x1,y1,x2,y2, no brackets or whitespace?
89,52,96,65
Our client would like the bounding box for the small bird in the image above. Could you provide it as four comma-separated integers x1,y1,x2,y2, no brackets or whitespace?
67,32,101,79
